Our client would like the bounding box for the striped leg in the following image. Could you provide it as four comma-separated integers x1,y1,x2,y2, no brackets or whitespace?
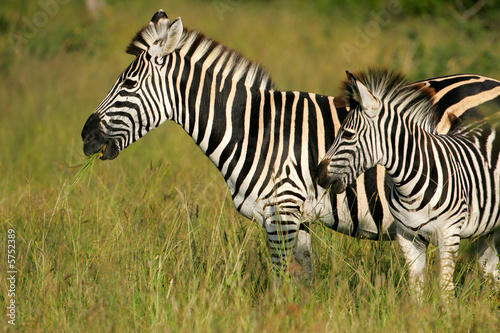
293,224,313,282
265,219,299,276
436,231,460,299
396,226,427,300
264,205,306,279
476,230,500,285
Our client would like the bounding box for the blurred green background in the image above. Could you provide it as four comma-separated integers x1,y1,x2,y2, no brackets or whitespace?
2,0,500,183
1,0,500,331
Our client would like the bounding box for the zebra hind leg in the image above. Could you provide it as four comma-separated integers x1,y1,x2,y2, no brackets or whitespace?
476,231,500,288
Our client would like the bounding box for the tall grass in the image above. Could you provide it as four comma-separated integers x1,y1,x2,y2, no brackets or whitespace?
1,1,499,332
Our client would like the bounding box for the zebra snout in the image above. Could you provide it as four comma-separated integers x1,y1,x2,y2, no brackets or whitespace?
328,178,347,194
82,130,107,157
82,131,120,160
81,113,101,140
317,159,334,189
81,113,120,159
82,115,107,156
316,159,347,193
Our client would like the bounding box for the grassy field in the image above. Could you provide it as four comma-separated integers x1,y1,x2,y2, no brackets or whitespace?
1,0,500,331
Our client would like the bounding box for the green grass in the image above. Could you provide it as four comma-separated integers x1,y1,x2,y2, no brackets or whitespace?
1,1,500,332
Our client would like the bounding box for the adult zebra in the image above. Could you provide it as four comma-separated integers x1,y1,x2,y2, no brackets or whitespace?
317,69,500,297
82,10,500,279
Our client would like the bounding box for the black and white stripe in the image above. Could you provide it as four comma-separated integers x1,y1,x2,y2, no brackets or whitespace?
82,11,500,278
318,69,500,296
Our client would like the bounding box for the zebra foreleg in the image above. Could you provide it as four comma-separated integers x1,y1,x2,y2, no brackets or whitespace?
292,224,313,282
264,206,312,281
476,231,500,286
436,232,460,300
396,226,427,301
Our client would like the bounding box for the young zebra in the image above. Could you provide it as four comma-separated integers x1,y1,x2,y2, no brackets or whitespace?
82,10,500,279
318,69,500,297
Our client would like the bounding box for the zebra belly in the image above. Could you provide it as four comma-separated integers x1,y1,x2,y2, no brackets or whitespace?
390,188,500,242
389,191,462,238
459,203,500,239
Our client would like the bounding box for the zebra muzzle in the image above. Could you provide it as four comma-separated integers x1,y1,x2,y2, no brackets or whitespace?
82,134,120,160
317,159,334,189
98,139,120,160
82,114,120,160
316,159,347,193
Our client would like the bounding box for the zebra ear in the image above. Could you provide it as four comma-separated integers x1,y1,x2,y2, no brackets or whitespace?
162,17,183,56
351,76,381,118
148,17,184,58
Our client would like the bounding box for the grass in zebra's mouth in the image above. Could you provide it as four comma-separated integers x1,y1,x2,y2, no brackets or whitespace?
66,145,106,194
99,143,107,158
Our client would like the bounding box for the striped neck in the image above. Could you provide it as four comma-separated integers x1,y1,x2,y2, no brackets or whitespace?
163,31,275,171
381,114,428,194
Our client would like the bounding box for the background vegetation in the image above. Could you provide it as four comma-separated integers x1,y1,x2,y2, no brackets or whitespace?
1,0,499,331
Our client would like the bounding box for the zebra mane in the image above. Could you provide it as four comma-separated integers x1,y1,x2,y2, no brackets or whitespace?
126,10,172,56
126,16,274,91
342,68,440,131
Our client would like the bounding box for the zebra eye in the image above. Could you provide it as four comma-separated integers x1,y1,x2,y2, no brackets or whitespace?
343,129,356,140
122,79,138,89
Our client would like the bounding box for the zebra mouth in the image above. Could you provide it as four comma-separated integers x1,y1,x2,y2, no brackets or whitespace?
83,136,120,160
328,177,347,194
99,140,120,160
318,173,347,194
82,114,120,160
317,159,336,189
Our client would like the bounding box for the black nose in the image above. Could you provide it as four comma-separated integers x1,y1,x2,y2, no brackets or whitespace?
81,113,101,140
81,113,108,156
316,159,332,189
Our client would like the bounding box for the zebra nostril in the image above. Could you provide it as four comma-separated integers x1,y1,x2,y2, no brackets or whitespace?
81,113,102,140
83,133,95,144
81,113,110,156
316,159,332,188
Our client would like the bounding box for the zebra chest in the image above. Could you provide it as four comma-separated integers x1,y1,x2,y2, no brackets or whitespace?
389,201,434,231
228,183,264,224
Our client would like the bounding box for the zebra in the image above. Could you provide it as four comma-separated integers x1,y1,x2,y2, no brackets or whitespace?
317,68,500,297
81,10,500,279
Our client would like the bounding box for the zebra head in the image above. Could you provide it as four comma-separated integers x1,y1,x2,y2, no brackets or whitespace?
81,10,184,159
317,72,384,193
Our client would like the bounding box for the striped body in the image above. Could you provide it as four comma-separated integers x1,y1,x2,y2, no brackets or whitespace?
389,119,500,239
82,11,500,278
318,69,500,295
